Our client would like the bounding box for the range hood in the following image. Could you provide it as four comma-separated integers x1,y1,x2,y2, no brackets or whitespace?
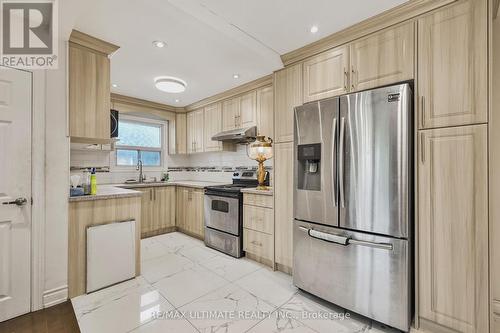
211,126,257,144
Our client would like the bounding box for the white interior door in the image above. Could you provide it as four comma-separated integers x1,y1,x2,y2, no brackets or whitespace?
0,67,32,321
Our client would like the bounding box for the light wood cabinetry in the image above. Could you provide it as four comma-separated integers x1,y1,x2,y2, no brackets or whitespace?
187,109,204,153
418,0,487,129
176,187,204,239
256,86,274,138
68,31,119,143
418,124,488,333
303,46,349,102
350,21,414,92
274,142,294,273
68,196,141,298
222,97,240,131
204,103,223,151
243,193,274,268
239,91,257,128
274,64,302,143
175,113,187,154
140,186,176,238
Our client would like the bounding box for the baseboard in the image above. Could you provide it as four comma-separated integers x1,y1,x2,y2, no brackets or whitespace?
43,285,68,308
275,263,292,275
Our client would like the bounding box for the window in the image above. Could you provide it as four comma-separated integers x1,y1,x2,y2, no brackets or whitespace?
115,117,165,167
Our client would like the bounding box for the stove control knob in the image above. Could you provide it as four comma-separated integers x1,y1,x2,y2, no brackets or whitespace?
233,172,239,177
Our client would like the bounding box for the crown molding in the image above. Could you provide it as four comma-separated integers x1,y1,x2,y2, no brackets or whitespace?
281,0,456,66
185,75,273,112
69,30,120,56
111,93,184,113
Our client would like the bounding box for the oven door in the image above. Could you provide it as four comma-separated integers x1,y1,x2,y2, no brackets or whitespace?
204,193,240,236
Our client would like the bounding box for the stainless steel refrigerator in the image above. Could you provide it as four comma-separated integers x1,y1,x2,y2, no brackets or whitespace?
293,83,413,331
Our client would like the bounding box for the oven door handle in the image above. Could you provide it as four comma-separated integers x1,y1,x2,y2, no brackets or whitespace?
299,226,349,246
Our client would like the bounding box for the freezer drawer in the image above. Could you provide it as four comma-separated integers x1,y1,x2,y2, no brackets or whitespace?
293,220,412,331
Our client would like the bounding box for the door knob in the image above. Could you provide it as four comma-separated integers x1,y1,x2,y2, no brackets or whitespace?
2,197,28,206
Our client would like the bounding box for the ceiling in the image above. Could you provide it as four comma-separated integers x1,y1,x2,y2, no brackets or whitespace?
74,0,407,107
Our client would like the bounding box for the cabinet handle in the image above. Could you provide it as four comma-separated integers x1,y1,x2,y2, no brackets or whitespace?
420,96,425,128
420,133,425,164
343,68,348,91
251,240,262,247
351,66,356,90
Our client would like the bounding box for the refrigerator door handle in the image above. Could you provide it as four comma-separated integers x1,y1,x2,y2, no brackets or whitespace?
298,226,349,245
348,239,393,251
332,117,337,207
339,117,346,208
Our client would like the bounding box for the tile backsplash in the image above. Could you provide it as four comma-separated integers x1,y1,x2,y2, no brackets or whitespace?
70,144,273,184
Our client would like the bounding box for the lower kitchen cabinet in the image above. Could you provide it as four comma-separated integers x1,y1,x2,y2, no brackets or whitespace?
243,193,274,268
140,186,176,238
418,124,488,333
274,142,294,274
176,186,204,239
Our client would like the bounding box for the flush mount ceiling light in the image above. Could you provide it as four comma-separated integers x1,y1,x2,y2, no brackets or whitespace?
152,40,166,48
233,74,240,79
310,25,319,33
154,77,187,93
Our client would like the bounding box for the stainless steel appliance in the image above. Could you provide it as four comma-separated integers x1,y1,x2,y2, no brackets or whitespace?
204,171,268,257
293,83,413,331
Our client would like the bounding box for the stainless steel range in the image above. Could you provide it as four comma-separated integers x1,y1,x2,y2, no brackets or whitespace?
293,83,413,331
204,171,268,258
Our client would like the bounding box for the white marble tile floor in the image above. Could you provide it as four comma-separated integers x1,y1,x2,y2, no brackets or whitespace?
71,232,400,333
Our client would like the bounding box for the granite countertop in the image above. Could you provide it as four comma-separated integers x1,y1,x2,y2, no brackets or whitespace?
241,187,274,196
69,185,142,202
116,180,229,189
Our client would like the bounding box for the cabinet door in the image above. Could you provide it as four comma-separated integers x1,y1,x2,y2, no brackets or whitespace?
222,97,239,131
69,45,111,140
256,86,274,138
175,113,187,155
139,188,154,237
418,0,487,129
186,111,195,154
176,187,188,231
303,46,349,102
350,21,414,92
185,189,204,238
418,125,488,333
274,64,303,143
204,103,222,152
193,109,204,152
239,91,257,128
274,142,294,271
154,187,176,230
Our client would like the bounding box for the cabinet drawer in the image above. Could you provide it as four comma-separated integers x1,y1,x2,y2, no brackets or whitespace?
243,205,273,234
243,228,273,262
243,193,273,208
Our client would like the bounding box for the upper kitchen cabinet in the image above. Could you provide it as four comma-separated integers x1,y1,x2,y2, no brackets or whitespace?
418,0,487,129
350,21,414,92
68,30,119,143
418,125,488,333
174,113,187,155
204,103,223,152
256,86,274,138
239,91,257,128
274,63,303,143
222,92,257,131
187,109,204,153
222,97,240,131
303,46,349,103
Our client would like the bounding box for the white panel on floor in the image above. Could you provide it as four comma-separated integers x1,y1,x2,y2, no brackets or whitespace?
87,220,136,293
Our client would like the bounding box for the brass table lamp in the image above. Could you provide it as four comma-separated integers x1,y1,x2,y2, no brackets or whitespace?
247,135,273,190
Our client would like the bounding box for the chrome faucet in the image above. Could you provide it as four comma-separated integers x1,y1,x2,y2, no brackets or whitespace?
136,160,145,183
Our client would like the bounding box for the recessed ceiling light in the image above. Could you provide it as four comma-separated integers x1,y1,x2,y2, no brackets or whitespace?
154,76,187,93
233,74,240,79
152,40,166,48
175,99,180,103
310,25,319,34
112,83,118,88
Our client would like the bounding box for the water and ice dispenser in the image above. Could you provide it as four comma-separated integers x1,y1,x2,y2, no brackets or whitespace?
297,143,321,191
